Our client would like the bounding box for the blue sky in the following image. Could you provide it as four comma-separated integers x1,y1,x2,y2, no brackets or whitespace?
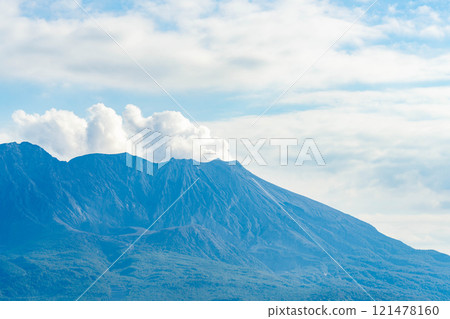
1,0,450,254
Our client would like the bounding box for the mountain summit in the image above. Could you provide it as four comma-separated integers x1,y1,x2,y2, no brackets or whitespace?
0,142,449,300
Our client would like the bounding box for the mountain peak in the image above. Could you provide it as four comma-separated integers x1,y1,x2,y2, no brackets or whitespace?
0,141,44,153
0,141,61,168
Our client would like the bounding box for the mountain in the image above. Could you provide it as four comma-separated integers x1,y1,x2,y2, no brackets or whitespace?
0,142,449,301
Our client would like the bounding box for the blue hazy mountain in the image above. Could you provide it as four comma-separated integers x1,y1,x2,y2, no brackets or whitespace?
0,142,449,301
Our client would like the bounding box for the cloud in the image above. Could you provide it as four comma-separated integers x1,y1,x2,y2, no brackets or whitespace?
5,104,214,161
2,0,450,94
87,103,128,155
0,132,11,144
379,4,450,38
358,214,450,255
122,104,214,159
205,89,450,254
208,101,450,214
11,108,88,159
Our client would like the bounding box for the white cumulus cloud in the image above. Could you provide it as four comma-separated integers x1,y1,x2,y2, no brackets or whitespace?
3,104,216,161
11,108,88,160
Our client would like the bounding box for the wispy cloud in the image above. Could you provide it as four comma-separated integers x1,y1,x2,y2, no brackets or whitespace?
2,0,450,95
206,90,450,254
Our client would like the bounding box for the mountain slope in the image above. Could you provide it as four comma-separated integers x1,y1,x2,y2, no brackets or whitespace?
0,142,449,300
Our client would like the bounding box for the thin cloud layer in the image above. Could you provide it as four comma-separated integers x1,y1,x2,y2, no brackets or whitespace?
1,0,450,93
207,97,450,254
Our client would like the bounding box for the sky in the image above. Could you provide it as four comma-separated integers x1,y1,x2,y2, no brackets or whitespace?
1,0,450,255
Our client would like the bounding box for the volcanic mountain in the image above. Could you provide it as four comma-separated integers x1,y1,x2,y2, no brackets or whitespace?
0,142,448,300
